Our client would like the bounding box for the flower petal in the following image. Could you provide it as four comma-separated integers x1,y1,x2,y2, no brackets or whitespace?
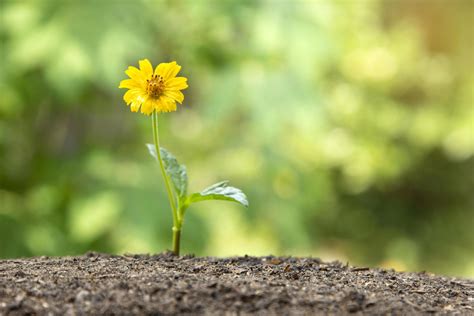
165,77,188,90
141,97,155,115
123,89,147,109
154,95,176,113
155,61,182,80
164,90,184,104
123,88,140,104
164,96,177,112
119,79,142,89
153,97,166,113
130,100,141,112
168,101,178,112
139,59,153,79
125,66,147,83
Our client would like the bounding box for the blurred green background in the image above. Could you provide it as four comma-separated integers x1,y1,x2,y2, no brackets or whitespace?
0,0,473,277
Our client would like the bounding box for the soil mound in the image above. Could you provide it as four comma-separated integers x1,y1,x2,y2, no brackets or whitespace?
1,252,472,315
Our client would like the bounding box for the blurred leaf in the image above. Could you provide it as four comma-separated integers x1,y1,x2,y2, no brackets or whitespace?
187,181,248,208
146,144,188,199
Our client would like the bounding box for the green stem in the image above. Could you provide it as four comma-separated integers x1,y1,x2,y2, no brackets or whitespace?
172,227,181,255
151,112,181,255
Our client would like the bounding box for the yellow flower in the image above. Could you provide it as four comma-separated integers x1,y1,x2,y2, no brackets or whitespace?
119,59,188,115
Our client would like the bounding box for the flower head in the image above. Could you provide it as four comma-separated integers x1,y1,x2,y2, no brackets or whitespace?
119,59,188,115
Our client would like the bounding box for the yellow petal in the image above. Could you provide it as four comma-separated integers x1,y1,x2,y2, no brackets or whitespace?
139,59,153,78
119,79,142,89
155,61,182,80
164,90,184,104
154,96,165,112
167,101,177,112
157,96,177,113
153,98,165,113
165,77,188,90
125,66,147,83
141,97,155,115
123,89,140,104
130,100,141,112
123,89,146,107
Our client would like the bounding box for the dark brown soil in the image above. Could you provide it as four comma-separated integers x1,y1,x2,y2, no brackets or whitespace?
0,252,472,315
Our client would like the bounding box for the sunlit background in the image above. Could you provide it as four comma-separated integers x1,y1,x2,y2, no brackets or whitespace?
0,0,473,277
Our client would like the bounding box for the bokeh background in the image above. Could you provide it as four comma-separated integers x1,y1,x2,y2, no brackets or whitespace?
0,0,473,277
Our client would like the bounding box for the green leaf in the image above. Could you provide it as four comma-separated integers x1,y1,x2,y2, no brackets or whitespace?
146,144,188,199
186,181,248,207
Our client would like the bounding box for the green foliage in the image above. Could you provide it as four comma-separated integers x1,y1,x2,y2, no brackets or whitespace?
186,181,249,208
147,139,247,254
146,144,247,208
0,0,472,276
146,144,188,200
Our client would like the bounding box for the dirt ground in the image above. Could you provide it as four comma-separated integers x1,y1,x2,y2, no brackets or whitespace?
0,252,472,315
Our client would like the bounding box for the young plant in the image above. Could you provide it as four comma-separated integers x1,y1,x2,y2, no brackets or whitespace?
119,59,248,255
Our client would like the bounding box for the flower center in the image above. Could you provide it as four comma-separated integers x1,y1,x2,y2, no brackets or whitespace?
146,74,165,98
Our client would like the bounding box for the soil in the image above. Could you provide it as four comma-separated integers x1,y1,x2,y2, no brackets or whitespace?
0,252,472,315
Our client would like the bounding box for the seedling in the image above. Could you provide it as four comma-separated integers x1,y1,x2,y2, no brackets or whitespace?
119,59,248,255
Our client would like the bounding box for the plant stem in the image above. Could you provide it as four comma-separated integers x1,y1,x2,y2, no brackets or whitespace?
172,227,181,255
151,112,181,255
